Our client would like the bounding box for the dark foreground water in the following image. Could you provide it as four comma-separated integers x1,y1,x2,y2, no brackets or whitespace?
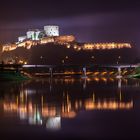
0,77,140,140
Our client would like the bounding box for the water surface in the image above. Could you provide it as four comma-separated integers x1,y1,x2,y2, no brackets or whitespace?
0,77,140,140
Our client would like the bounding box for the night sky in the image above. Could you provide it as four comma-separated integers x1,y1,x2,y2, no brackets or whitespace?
0,0,140,56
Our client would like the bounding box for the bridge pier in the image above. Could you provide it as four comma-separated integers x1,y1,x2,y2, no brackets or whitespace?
116,67,122,78
49,67,53,78
81,67,88,78
118,78,122,88
83,78,87,89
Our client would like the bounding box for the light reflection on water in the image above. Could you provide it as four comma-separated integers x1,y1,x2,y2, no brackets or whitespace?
0,77,140,130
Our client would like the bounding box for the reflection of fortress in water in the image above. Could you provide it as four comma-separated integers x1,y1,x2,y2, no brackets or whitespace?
2,78,140,130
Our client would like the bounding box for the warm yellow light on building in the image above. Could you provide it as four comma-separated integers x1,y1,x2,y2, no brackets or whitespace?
65,56,69,59
82,43,132,50
24,61,28,65
66,44,70,48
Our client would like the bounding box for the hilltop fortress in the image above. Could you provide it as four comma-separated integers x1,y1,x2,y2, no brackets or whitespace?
1,25,131,52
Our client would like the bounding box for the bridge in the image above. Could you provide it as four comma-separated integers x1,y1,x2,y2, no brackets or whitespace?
100,64,139,78
22,64,139,68
22,64,139,78
0,63,139,78
100,64,138,68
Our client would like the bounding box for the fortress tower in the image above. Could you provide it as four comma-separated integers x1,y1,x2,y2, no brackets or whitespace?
44,25,59,36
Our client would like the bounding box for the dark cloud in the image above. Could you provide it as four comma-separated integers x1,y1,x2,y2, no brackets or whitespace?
0,12,140,42
0,0,140,20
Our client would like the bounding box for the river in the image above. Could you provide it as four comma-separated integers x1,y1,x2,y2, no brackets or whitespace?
0,77,140,140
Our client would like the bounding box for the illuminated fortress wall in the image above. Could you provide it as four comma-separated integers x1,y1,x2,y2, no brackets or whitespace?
26,30,41,40
18,36,27,42
1,41,132,52
2,44,17,52
44,25,59,36
55,35,75,43
40,37,55,44
1,25,132,53
82,43,131,50
26,31,35,39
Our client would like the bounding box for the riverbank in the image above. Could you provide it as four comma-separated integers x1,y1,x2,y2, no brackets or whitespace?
0,71,29,81
128,67,140,78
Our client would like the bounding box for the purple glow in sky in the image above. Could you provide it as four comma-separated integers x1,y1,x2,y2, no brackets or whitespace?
0,0,139,53
0,12,139,44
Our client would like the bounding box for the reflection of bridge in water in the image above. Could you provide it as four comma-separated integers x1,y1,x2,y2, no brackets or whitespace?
1,78,140,130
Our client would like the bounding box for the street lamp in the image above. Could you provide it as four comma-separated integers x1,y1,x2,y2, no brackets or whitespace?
40,56,43,59
91,56,95,63
117,56,121,64
65,56,69,59
62,59,65,64
91,56,95,59
40,56,46,64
